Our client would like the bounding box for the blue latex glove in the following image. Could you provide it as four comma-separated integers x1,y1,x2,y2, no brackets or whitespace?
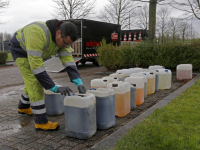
72,78,86,94
72,78,83,87
49,85,59,93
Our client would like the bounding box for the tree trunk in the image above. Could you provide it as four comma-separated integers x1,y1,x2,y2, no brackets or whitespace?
149,0,157,42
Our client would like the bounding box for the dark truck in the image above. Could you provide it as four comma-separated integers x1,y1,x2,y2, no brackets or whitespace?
62,19,121,66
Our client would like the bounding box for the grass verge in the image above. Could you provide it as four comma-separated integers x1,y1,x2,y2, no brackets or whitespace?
113,78,200,150
6,53,13,61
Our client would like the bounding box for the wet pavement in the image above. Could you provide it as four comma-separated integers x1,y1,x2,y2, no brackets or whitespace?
0,62,108,150
0,61,195,150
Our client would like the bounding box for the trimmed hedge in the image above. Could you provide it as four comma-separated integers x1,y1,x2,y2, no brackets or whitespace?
96,40,200,71
0,52,8,64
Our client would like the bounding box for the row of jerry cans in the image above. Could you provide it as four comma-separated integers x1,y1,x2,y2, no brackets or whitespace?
43,65,172,140
115,66,172,91
44,82,137,140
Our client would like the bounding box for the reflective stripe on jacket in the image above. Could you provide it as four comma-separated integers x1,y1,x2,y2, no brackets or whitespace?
16,21,75,75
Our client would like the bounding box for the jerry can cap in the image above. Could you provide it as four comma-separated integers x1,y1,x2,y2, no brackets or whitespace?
78,94,86,97
132,84,136,87
112,84,118,87
142,73,146,75
69,94,75,96
165,69,168,72
90,88,96,90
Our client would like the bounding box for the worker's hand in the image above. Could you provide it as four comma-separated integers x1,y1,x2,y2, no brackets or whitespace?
78,85,86,94
56,86,73,96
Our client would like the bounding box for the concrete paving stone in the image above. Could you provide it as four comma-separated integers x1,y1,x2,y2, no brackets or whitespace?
50,134,66,142
15,133,33,140
0,146,15,150
71,143,87,150
20,137,38,145
42,147,55,150
42,140,62,149
36,135,55,144
58,139,79,147
31,132,48,139
11,143,31,150
26,142,47,150
57,146,73,150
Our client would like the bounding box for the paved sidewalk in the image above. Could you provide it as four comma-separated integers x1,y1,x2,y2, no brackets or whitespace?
0,63,108,150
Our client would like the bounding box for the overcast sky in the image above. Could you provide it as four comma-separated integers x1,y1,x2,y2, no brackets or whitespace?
0,0,109,34
0,0,199,36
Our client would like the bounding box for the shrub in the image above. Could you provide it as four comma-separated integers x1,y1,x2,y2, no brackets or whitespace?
96,41,200,71
0,52,8,64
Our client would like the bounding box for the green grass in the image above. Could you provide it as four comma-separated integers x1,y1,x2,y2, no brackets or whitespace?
113,78,200,150
6,53,13,61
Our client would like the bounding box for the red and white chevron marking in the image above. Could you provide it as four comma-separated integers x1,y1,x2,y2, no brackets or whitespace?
84,53,99,57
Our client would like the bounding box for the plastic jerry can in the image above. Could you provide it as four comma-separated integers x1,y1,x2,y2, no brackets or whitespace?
146,72,155,95
64,93,96,139
87,88,115,130
176,64,192,80
129,67,143,74
44,90,65,116
102,76,119,83
116,69,131,77
144,69,159,92
152,70,159,92
107,81,130,117
130,84,137,111
91,79,108,89
109,73,126,81
124,76,144,105
148,65,165,70
131,72,147,98
156,69,172,89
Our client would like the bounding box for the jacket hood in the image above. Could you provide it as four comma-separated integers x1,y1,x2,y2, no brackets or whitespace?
46,19,63,43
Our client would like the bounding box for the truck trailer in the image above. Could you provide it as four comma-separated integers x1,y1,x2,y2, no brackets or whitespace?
64,19,121,66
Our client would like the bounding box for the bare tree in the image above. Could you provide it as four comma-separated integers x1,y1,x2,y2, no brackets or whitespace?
97,0,140,29
0,0,9,24
51,0,97,20
156,7,170,42
0,32,3,41
179,21,190,42
168,0,200,20
168,17,181,41
135,4,149,30
4,31,11,40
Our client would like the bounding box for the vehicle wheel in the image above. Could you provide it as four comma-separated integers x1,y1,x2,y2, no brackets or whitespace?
81,60,86,65
93,60,100,66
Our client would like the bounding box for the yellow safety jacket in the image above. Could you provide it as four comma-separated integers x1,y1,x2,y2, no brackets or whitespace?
14,21,79,89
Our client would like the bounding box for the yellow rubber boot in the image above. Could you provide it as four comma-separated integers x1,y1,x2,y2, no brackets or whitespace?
18,108,33,115
35,121,60,131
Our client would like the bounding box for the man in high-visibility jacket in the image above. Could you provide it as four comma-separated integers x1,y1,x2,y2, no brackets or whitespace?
9,19,86,131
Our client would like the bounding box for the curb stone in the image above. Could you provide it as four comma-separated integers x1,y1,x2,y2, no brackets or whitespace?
89,74,200,150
